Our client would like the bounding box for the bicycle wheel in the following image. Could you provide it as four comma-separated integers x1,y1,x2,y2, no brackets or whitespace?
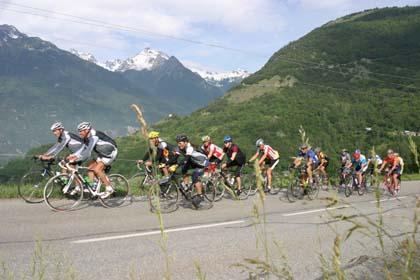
239,173,253,200
19,171,49,203
248,173,258,196
213,178,226,201
202,180,216,203
287,179,301,203
357,179,366,196
344,176,353,197
44,174,83,211
99,174,130,208
149,181,179,213
306,182,319,200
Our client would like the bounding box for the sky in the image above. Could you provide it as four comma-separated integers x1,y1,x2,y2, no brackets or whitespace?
0,0,419,73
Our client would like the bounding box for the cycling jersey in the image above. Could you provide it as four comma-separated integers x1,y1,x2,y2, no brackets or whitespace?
46,130,84,157
143,138,178,165
224,144,246,165
201,143,224,161
75,129,117,162
258,144,279,160
352,154,368,172
179,143,209,175
340,152,351,166
298,149,319,165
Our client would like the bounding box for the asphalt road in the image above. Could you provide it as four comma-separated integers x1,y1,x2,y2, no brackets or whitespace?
0,182,419,279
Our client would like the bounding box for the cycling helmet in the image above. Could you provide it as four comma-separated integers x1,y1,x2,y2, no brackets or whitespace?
255,138,264,147
176,134,188,143
77,122,91,131
387,149,394,154
202,135,211,142
148,131,160,139
314,147,321,153
50,122,64,131
354,149,361,155
223,135,232,143
300,143,308,150
341,148,348,153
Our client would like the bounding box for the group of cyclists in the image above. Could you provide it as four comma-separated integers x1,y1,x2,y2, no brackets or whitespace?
38,122,404,208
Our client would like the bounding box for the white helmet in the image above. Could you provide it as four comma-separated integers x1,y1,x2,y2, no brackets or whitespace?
50,122,64,131
255,138,264,147
77,122,91,131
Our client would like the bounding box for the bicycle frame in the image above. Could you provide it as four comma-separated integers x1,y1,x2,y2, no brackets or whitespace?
59,162,105,197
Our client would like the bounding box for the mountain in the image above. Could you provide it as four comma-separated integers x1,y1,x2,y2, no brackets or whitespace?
104,48,170,72
107,6,420,177
72,48,250,91
188,68,250,91
0,25,224,161
3,6,420,182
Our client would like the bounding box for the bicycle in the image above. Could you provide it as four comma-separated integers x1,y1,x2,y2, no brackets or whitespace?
129,162,155,198
248,166,281,195
344,170,368,197
379,170,400,197
313,168,329,191
148,172,216,213
19,156,60,203
211,165,253,201
43,161,130,211
287,166,319,202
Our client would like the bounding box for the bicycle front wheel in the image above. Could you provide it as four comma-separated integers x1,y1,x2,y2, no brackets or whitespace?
44,174,83,211
344,176,353,197
99,174,131,208
306,183,319,200
239,173,253,200
213,178,226,201
149,182,179,213
287,179,301,203
19,171,49,203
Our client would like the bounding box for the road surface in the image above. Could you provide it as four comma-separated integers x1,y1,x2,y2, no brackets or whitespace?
0,182,419,279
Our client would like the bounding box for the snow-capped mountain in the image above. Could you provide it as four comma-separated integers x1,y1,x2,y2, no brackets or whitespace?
69,48,98,64
188,68,251,90
70,46,250,90
0,25,25,42
105,48,170,72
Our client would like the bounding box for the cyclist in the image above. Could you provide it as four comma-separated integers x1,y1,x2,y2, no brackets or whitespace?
137,131,179,176
38,122,84,162
67,122,118,199
176,134,209,208
314,147,329,183
340,149,352,169
201,135,224,176
395,153,404,192
221,136,246,195
378,149,402,194
293,144,319,184
351,149,368,189
248,138,279,192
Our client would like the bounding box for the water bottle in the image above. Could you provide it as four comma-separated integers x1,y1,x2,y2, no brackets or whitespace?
92,181,98,191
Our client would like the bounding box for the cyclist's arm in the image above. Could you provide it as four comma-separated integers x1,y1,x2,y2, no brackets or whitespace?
73,136,97,162
258,152,267,165
249,152,259,162
45,134,70,157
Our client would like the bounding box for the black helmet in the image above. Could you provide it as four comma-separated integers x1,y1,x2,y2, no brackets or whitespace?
176,134,188,143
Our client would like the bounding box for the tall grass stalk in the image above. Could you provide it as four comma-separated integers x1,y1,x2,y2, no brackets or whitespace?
408,135,420,173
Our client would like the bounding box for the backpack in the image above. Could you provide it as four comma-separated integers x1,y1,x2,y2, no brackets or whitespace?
95,130,117,148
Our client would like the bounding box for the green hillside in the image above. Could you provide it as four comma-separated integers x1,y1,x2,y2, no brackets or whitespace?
2,6,420,181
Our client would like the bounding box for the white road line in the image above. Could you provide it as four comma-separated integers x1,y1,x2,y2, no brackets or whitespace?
72,220,245,244
282,205,350,217
369,196,408,203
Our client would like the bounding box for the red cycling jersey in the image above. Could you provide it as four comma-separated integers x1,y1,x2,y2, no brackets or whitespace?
201,143,224,160
259,144,279,160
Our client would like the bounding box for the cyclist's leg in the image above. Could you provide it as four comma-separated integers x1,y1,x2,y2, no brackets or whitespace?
192,168,203,195
267,159,279,189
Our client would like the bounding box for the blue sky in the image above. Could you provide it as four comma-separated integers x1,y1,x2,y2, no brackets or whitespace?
1,0,419,72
